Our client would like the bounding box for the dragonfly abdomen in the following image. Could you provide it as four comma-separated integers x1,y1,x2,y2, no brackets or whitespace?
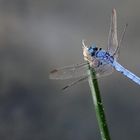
113,61,140,85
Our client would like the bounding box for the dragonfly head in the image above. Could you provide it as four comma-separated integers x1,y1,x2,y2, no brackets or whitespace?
82,41,98,62
88,44,98,57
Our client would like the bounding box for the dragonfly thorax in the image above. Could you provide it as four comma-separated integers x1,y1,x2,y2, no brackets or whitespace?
95,50,114,63
88,45,114,64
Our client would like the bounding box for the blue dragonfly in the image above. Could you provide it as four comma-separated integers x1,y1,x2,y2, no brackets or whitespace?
50,9,140,90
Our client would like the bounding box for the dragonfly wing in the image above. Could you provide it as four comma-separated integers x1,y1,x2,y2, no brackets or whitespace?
49,63,89,80
94,63,114,78
62,76,88,90
59,62,114,90
50,62,114,80
107,8,118,58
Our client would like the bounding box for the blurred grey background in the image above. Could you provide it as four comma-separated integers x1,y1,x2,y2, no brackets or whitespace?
0,0,140,140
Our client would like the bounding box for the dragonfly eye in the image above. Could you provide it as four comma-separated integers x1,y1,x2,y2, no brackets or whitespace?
94,47,98,51
88,46,98,56
88,46,94,54
88,46,92,51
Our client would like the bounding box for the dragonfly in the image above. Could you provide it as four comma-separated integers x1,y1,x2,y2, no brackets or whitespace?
49,8,140,90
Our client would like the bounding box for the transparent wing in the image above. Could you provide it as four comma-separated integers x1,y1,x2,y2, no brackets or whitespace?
49,62,114,80
94,62,114,78
113,23,128,57
49,63,88,80
107,8,118,58
62,76,88,90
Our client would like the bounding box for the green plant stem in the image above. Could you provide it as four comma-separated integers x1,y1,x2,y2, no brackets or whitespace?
88,66,111,140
